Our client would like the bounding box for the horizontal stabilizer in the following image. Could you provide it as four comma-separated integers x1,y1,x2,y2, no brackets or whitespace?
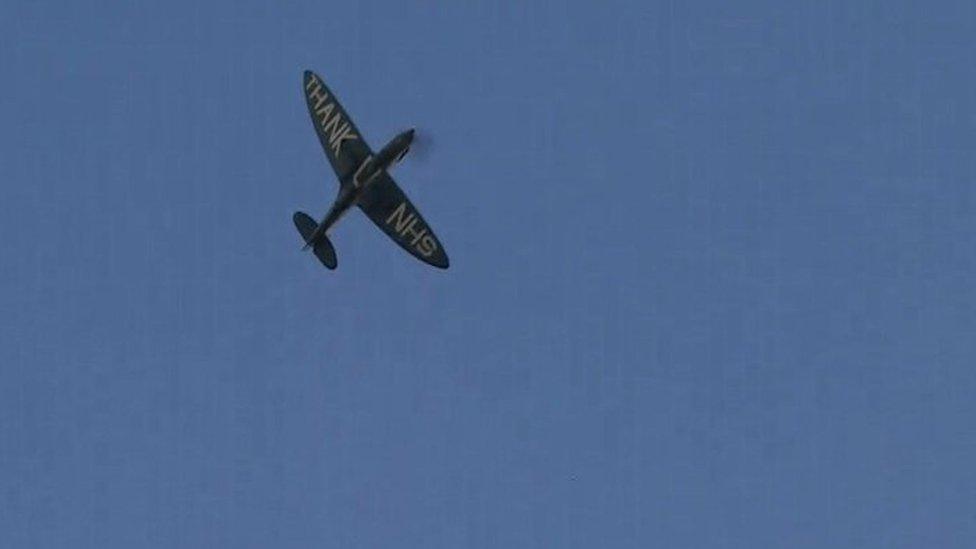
293,211,338,269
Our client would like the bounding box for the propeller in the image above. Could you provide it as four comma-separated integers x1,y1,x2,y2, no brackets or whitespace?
408,127,434,162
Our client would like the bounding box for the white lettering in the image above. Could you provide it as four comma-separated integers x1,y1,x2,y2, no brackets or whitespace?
315,103,334,125
307,81,329,110
331,124,358,156
418,235,438,257
322,111,342,139
402,218,427,246
319,114,357,155
329,120,348,145
384,202,437,257
385,202,413,233
306,76,358,156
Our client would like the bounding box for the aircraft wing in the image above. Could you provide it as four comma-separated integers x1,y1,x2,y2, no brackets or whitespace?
357,173,450,269
302,70,373,186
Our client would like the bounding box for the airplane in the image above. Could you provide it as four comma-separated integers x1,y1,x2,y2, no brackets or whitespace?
293,70,449,270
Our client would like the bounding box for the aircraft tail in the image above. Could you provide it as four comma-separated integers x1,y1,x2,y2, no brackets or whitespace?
293,211,337,269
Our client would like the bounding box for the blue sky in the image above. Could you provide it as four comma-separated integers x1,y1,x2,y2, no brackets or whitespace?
1,1,974,547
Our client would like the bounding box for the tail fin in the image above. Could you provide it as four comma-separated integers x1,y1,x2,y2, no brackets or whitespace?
293,211,338,270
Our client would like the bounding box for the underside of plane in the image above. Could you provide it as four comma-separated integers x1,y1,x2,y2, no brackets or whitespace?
293,70,449,271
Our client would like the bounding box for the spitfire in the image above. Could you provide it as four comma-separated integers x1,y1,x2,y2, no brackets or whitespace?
293,70,449,270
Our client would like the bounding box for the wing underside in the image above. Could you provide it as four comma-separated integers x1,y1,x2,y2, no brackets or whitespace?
357,174,449,269
302,70,372,186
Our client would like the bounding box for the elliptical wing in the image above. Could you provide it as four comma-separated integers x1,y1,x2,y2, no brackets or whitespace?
302,70,373,187
357,173,449,269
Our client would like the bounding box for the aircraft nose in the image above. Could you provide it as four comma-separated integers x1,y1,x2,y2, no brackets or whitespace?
405,128,415,141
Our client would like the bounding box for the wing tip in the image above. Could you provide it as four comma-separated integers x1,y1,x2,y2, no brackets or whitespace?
432,253,450,270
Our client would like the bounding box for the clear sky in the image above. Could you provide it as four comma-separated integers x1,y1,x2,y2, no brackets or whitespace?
1,1,974,547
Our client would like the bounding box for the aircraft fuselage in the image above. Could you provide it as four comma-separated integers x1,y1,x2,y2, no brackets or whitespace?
306,128,414,244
